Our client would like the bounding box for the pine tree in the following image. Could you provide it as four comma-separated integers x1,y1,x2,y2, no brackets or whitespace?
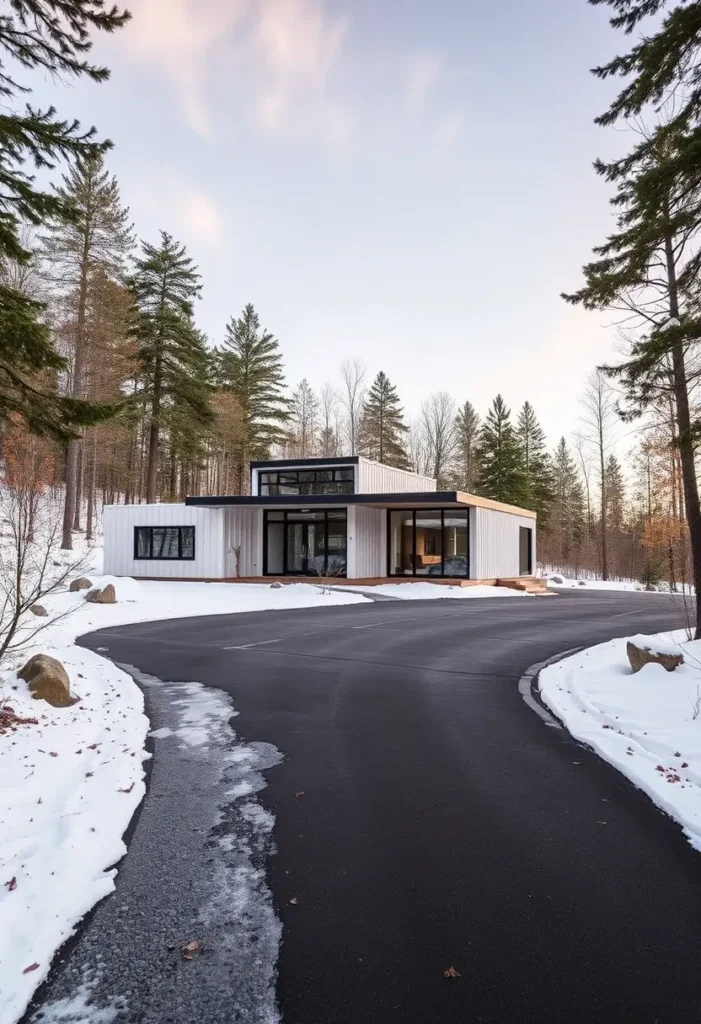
517,401,555,522
288,378,319,457
475,395,528,505
132,232,211,503
565,1,701,629
42,153,134,546
452,401,481,492
218,304,288,491
548,437,585,567
361,371,410,468
605,454,626,533
0,1,130,442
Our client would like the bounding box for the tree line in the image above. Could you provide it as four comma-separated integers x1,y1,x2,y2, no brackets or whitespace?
1,0,700,612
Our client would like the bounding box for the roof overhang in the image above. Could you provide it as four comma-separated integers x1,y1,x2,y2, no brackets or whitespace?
185,491,536,518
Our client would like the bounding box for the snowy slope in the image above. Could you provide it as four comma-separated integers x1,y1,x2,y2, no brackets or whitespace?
539,631,701,851
0,550,368,1024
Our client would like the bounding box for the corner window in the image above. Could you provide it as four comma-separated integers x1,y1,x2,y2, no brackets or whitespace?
134,526,196,560
388,509,468,577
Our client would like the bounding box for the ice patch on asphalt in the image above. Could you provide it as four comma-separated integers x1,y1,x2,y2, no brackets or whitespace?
30,666,283,1024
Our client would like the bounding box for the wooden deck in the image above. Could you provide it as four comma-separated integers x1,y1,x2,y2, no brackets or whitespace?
133,574,549,593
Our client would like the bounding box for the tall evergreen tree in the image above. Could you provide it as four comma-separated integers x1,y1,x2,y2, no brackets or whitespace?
218,304,288,491
475,395,528,505
361,371,410,468
42,153,134,546
0,1,130,442
131,232,211,504
605,454,626,533
517,401,555,522
549,437,585,566
565,0,701,629
452,400,481,492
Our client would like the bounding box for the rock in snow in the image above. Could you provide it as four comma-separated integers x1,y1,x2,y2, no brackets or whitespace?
18,653,77,708
627,637,684,674
86,583,117,605
69,577,93,592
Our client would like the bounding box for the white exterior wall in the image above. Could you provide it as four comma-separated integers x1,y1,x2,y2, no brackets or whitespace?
471,507,536,580
347,506,386,579
102,504,225,578
357,458,436,494
224,507,263,577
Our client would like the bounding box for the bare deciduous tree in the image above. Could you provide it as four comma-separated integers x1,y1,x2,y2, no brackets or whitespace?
421,391,457,485
579,371,618,579
339,359,366,455
0,485,91,663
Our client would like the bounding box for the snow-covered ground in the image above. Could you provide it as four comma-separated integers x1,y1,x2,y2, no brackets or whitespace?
540,631,701,851
545,572,693,595
0,549,368,1024
340,582,531,600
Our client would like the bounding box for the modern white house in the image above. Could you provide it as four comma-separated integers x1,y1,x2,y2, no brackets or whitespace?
102,456,538,585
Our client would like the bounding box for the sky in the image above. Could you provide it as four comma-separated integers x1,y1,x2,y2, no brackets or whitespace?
30,0,634,444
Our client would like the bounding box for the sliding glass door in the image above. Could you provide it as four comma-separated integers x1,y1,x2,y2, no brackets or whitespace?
388,509,469,577
264,510,347,577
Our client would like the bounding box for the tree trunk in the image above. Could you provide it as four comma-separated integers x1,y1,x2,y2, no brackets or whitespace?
86,431,98,542
73,439,84,531
664,227,701,636
598,422,608,580
61,232,91,549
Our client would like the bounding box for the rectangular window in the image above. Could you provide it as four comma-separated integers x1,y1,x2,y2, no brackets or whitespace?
388,509,468,578
256,466,355,496
134,526,196,560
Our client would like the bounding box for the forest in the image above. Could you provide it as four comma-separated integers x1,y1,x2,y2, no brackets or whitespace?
0,0,696,596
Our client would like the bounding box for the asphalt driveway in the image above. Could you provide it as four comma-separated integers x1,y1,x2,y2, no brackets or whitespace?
28,590,701,1023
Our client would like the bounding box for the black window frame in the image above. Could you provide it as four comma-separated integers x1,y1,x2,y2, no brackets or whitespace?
263,509,347,577
258,468,355,497
134,525,196,561
387,508,470,578
519,526,533,576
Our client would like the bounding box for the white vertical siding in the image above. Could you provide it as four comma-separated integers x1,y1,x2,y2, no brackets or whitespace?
347,506,386,579
472,507,536,579
224,507,263,576
102,504,225,578
357,458,436,494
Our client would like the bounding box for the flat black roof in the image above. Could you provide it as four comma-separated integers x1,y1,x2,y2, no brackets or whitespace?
185,491,467,508
250,456,359,470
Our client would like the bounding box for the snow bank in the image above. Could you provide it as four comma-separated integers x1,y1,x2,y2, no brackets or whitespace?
545,572,693,595
539,631,701,850
340,583,531,600
0,549,369,1023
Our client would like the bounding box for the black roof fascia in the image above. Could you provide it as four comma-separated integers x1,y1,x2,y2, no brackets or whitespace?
250,456,359,470
185,491,462,508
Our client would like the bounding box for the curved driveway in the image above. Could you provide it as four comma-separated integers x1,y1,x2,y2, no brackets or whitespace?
38,591,701,1022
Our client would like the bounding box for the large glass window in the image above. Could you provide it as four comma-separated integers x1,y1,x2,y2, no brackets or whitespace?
264,510,347,576
259,467,355,496
134,526,195,560
389,509,468,577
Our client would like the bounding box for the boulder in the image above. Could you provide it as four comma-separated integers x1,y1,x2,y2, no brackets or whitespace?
627,640,684,674
19,654,77,708
86,583,116,604
29,604,48,617
69,577,92,593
